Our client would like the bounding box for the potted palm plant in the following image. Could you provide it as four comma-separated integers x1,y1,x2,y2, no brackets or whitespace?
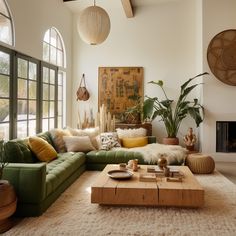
144,72,209,144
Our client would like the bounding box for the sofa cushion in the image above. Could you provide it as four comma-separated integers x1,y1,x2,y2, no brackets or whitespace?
99,132,121,151
45,152,86,197
116,127,147,139
28,137,57,162
4,138,37,163
49,128,72,153
86,150,145,165
63,136,95,152
122,137,148,148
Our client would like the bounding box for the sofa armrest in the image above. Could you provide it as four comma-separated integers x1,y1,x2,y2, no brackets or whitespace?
148,136,156,144
2,163,46,204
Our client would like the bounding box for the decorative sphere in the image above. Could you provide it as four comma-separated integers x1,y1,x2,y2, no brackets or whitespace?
158,157,167,169
77,6,111,45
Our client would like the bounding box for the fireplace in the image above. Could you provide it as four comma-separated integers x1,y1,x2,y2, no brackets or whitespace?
216,121,236,152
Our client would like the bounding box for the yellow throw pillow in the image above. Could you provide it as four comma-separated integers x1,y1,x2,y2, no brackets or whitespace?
122,137,148,148
28,137,57,162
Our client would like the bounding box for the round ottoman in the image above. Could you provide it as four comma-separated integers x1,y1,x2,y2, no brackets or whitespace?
186,153,215,174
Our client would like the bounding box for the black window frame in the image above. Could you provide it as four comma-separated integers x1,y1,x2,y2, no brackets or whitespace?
0,44,59,140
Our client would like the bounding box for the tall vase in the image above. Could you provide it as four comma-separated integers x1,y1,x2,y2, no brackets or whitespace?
0,180,17,233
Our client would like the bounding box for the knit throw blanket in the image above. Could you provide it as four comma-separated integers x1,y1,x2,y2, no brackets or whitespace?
113,143,187,165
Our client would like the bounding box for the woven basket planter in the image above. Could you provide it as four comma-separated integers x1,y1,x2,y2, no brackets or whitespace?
0,180,17,233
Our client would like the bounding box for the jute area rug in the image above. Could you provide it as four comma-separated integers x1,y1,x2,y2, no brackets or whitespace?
4,170,236,236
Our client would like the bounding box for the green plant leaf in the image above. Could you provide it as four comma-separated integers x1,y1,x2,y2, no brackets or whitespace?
148,80,163,87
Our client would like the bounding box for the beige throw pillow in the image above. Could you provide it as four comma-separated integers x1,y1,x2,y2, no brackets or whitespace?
67,127,100,149
63,136,96,152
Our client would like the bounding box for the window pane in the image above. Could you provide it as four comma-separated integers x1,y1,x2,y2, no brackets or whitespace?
43,101,49,118
50,85,55,100
0,16,12,45
29,81,36,99
0,98,9,122
0,74,9,97
58,86,62,100
58,101,62,116
57,50,63,67
43,67,49,83
18,58,28,78
17,121,27,138
49,101,54,117
43,30,50,43
29,100,36,116
50,28,57,47
43,42,49,62
42,118,48,132
18,79,27,99
50,69,55,84
43,84,49,100
49,118,54,130
29,62,37,80
57,35,62,50
58,73,62,85
17,100,27,119
0,51,9,74
28,120,36,136
0,0,9,16
57,117,62,129
0,122,9,140
50,46,56,65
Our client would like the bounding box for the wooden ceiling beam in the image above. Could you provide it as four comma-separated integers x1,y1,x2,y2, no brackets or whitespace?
121,0,134,18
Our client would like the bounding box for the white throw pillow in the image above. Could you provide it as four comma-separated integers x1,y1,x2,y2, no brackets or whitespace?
67,127,100,149
63,136,95,152
116,127,147,139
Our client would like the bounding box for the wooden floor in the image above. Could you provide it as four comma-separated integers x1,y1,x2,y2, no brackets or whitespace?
215,162,236,184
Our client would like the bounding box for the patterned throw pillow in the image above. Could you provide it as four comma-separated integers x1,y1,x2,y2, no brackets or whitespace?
100,132,121,151
116,128,147,139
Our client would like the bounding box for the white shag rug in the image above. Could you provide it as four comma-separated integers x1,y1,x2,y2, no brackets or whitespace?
4,171,236,236
113,143,187,164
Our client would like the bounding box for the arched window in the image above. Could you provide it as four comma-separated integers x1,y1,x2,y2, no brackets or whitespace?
43,28,66,129
0,0,14,46
43,27,66,67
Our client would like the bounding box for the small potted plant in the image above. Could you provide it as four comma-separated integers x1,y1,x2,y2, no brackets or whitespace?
145,72,209,144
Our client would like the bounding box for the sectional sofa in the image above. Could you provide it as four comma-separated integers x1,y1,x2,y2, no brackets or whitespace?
2,131,158,216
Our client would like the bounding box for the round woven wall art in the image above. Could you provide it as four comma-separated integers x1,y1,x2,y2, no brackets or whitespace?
207,29,236,86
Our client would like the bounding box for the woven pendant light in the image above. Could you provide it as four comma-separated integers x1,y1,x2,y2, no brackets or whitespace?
77,1,110,45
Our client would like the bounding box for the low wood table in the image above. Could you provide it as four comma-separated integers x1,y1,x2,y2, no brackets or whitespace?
91,164,204,207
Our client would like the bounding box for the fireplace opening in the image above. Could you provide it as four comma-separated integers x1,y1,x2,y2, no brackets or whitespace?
216,121,236,152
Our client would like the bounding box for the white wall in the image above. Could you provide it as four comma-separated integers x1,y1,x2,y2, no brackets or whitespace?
202,0,236,161
6,0,73,125
72,0,202,144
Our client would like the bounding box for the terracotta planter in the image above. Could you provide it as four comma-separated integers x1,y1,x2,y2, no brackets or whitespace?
0,180,17,233
162,137,179,145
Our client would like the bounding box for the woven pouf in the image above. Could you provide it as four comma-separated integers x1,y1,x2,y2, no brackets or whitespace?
186,153,215,174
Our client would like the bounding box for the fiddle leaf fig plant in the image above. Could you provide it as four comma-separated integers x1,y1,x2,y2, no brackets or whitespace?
0,140,8,180
145,72,209,138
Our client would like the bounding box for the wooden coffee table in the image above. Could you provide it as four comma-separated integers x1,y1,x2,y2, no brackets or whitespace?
91,164,204,207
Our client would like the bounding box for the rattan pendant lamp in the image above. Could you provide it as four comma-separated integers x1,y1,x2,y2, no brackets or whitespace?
77,0,111,45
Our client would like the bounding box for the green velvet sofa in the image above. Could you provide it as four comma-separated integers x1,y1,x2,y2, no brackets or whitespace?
2,132,156,217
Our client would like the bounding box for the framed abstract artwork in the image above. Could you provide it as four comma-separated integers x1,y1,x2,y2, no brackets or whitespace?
98,67,144,122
